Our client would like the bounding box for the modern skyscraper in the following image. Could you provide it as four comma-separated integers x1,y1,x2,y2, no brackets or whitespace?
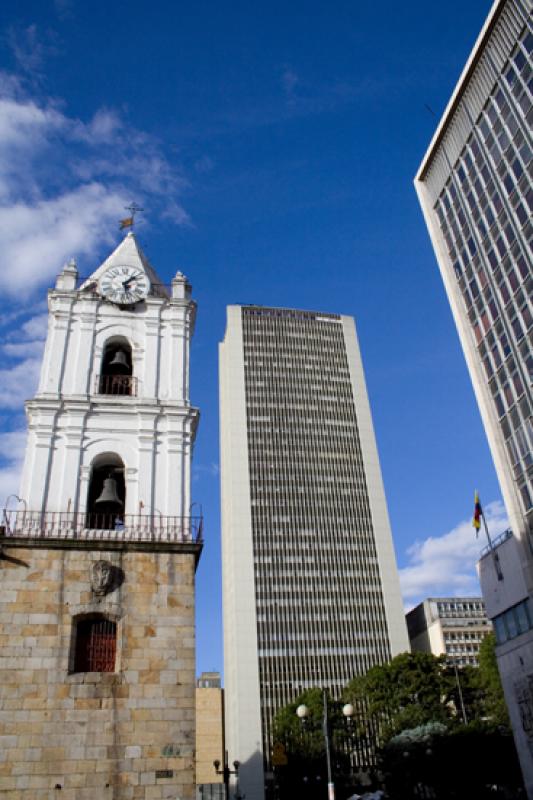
0,233,202,798
219,305,409,800
415,1,533,795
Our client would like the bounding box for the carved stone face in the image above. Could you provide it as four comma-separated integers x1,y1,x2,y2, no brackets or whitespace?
90,560,114,595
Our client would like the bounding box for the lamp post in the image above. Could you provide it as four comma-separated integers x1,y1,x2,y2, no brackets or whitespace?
296,692,353,800
2,494,26,533
451,660,468,725
214,751,241,800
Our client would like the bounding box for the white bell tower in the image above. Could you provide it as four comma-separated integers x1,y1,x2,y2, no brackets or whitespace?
0,232,202,799
18,232,199,537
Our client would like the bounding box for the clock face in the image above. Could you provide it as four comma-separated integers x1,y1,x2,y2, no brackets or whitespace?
99,265,150,305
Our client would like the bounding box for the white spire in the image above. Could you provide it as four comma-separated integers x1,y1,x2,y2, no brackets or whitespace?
79,233,167,296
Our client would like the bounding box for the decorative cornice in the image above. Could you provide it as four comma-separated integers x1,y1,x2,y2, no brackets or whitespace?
0,537,203,567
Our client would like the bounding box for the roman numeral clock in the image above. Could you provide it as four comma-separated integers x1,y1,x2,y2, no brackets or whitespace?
99,264,151,306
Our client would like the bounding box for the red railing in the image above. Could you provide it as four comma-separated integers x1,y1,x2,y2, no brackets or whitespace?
74,618,117,672
1,510,203,544
96,374,138,396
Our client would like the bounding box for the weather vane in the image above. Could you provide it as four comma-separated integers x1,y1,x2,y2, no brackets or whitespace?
119,202,144,231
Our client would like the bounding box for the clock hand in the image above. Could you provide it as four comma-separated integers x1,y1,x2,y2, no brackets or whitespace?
122,272,144,288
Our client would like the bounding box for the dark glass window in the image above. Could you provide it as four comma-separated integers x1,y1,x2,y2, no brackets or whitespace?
73,617,117,673
494,393,505,418
521,483,532,511
512,316,524,340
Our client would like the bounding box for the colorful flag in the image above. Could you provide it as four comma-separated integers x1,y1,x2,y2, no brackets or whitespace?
473,491,482,535
119,216,134,230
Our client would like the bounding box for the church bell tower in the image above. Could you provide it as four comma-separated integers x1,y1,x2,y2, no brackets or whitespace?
0,233,202,799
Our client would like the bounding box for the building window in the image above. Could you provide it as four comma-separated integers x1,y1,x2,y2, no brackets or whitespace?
73,616,117,673
493,598,533,644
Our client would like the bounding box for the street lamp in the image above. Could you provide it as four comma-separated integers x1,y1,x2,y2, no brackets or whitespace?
296,693,353,800
214,751,242,800
448,659,468,724
2,495,26,533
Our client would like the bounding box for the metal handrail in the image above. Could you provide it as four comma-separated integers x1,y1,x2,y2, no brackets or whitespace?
479,527,513,557
0,510,203,544
96,374,138,396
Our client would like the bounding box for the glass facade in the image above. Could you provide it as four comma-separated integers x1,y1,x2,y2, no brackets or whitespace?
433,24,533,526
241,306,393,768
416,5,533,794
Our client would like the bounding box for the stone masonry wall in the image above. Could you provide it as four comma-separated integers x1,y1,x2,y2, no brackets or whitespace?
195,687,224,786
0,544,196,800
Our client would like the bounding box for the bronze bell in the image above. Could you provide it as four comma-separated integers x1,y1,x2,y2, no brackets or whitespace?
95,477,124,510
108,349,129,373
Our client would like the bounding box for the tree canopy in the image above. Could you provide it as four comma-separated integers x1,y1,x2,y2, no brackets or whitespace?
270,648,518,799
272,688,352,800
343,651,454,743
477,632,510,729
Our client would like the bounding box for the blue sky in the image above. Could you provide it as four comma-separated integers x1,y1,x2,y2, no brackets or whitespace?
0,0,507,677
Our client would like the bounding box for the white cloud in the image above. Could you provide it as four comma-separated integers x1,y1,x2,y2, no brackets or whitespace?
0,430,27,504
0,463,25,506
3,341,44,359
399,500,509,609
2,312,48,361
0,358,42,409
5,24,59,78
0,430,27,462
0,183,128,292
0,96,64,151
0,74,189,295
19,313,49,340
193,462,220,481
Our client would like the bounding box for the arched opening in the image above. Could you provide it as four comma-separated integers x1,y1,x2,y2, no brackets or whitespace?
98,337,134,395
72,614,117,673
86,452,126,530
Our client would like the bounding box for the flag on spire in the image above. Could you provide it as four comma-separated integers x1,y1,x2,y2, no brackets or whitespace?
473,491,482,535
119,216,134,230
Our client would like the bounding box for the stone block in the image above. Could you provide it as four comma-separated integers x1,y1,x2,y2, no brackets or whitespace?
0,547,197,798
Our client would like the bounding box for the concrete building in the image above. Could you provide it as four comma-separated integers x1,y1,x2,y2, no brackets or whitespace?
196,672,225,800
415,1,533,795
0,233,202,799
406,597,493,667
219,305,409,800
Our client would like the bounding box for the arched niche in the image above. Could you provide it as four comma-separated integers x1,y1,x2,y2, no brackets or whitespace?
98,336,134,396
86,452,126,530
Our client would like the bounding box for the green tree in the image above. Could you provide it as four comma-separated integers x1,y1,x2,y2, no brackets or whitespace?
272,689,351,800
272,688,326,762
477,632,510,729
344,651,454,744
381,721,523,800
443,662,486,723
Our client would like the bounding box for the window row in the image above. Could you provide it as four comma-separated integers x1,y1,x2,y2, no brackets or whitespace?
493,597,533,644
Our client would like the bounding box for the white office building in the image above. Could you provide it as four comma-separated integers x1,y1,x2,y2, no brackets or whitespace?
406,597,493,667
219,305,409,800
415,2,533,795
